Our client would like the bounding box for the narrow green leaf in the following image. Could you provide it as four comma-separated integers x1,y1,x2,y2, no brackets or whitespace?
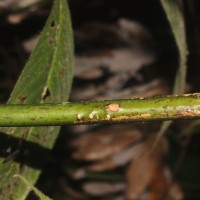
157,0,189,139
0,0,74,199
161,0,188,94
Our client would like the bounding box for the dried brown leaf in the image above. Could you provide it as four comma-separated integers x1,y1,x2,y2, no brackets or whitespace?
145,167,172,200
1,0,42,10
71,78,170,101
75,48,154,77
75,18,155,83
166,183,184,200
71,125,141,161
98,79,170,100
7,13,27,24
126,151,158,199
85,157,116,172
125,135,168,200
59,179,88,200
86,144,144,171
23,35,39,53
139,172,184,200
83,182,125,196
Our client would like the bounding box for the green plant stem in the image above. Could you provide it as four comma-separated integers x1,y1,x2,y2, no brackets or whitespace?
1,93,200,127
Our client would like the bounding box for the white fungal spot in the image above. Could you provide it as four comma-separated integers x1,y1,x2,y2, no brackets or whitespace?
106,114,111,120
89,111,98,120
89,113,93,119
77,114,83,120
89,112,95,119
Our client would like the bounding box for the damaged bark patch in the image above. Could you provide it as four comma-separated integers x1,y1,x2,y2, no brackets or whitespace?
106,104,120,112
176,109,200,117
111,114,151,121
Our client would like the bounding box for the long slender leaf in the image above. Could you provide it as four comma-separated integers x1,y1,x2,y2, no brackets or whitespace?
158,0,188,137
161,0,188,94
0,0,74,199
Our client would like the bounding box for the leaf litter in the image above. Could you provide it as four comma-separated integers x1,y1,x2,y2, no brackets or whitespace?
66,17,177,197
67,16,185,196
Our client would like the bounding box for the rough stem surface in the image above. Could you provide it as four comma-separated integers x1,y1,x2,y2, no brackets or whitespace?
1,94,200,126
